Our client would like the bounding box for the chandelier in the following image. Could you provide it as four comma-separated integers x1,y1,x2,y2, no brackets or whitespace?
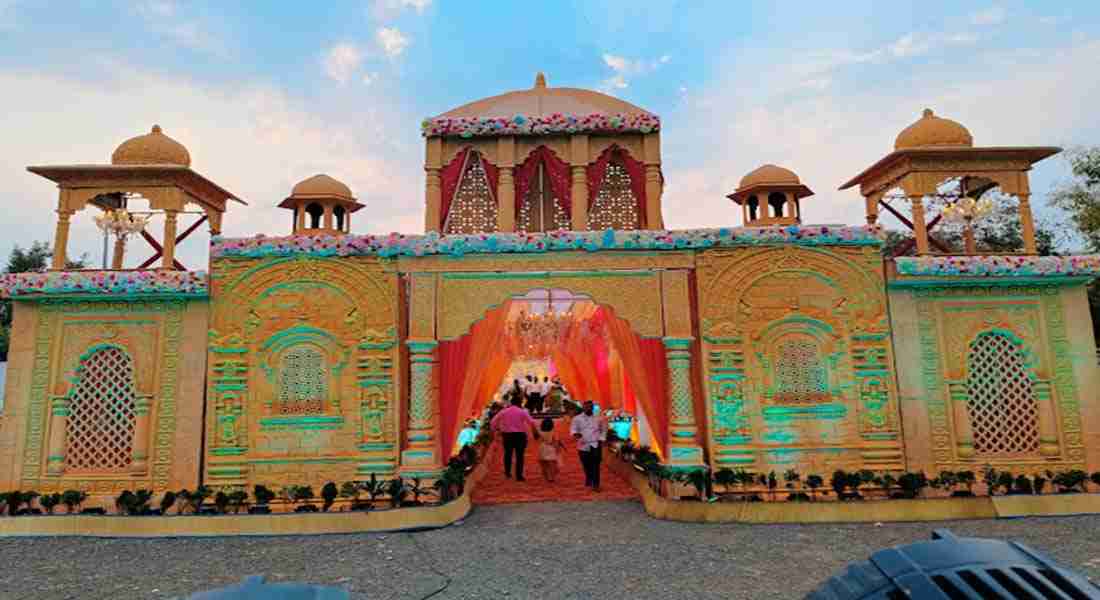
942,196,994,254
94,208,149,239
511,289,573,358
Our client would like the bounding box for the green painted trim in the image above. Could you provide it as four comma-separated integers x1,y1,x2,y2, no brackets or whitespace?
359,442,396,452
14,292,207,302
441,270,655,281
212,447,248,456
248,457,360,465
889,276,1091,290
211,347,249,354
662,337,694,350
406,340,439,352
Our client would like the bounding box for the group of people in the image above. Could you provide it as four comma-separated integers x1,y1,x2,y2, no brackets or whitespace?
486,386,608,491
497,374,567,415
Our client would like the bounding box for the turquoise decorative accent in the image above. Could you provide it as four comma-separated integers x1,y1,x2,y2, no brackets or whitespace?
211,226,884,259
211,447,247,456
890,276,1091,289
421,111,661,138
896,255,1100,278
0,269,208,298
259,415,345,431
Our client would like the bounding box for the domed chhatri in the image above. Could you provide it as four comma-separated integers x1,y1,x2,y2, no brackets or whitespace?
440,71,650,119
111,124,192,167
894,108,973,150
279,173,363,235
728,164,813,227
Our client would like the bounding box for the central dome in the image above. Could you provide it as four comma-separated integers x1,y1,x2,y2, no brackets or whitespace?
111,125,191,167
438,72,650,118
894,109,973,150
289,174,355,201
739,164,801,188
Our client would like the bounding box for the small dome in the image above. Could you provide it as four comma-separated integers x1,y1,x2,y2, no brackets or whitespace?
111,125,191,167
289,174,355,201
894,109,973,150
739,164,801,188
438,72,651,118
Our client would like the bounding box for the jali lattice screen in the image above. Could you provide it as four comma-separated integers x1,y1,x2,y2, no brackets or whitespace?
64,346,136,472
588,162,639,231
278,345,327,415
966,333,1040,457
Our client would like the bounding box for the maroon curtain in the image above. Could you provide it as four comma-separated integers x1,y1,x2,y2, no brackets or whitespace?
437,333,473,460
439,148,470,230
515,146,573,217
481,153,499,206
586,145,647,226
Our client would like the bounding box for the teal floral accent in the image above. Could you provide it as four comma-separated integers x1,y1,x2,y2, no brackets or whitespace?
0,270,209,298
421,112,660,138
212,226,884,259
896,255,1100,278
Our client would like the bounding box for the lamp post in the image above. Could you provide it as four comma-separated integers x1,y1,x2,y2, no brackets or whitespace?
94,209,150,269
941,196,994,255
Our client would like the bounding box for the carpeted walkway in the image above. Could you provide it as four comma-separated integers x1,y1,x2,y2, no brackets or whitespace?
471,425,639,505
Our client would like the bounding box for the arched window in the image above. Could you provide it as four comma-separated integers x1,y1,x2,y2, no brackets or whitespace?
444,150,498,234
966,333,1040,457
773,337,828,403
65,346,136,472
588,159,640,230
768,192,786,218
334,205,346,231
306,203,324,229
277,344,327,415
518,163,570,233
747,195,759,221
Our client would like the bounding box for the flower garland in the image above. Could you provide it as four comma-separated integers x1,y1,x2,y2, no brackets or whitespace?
895,255,1100,278
211,226,884,259
421,112,661,139
0,270,209,298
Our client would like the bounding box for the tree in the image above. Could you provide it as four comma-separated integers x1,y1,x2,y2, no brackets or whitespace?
1,242,87,360
1049,147,1100,344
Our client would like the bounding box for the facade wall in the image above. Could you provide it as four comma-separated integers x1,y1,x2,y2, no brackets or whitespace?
694,245,904,475
0,298,207,499
888,281,1099,476
204,255,402,491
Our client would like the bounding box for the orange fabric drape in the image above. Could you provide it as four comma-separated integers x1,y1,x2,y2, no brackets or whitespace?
597,307,670,456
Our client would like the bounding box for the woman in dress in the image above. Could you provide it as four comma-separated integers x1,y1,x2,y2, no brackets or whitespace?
536,417,563,483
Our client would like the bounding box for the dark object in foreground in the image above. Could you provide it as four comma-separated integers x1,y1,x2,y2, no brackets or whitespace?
807,529,1100,599
188,575,348,599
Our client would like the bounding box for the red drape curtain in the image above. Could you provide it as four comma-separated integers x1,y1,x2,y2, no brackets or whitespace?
437,333,473,460
439,148,499,230
514,145,572,217
586,145,648,226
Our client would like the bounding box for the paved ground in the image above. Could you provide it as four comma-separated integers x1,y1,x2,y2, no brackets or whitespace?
4,500,1100,599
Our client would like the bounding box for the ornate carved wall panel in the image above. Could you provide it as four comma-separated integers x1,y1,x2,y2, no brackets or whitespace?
696,246,903,474
206,256,401,489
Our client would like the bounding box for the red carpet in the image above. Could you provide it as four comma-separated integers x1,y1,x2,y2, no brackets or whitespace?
472,426,639,505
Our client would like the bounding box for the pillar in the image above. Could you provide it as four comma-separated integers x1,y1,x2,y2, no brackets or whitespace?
296,205,306,233
865,193,880,226
786,192,797,223
645,165,663,230
51,209,73,270
663,337,705,468
45,396,70,475
1034,381,1061,457
963,221,977,254
401,340,443,478
425,137,443,233
909,195,930,255
1018,193,1038,254
323,203,333,230
571,166,588,231
209,211,223,236
111,237,126,269
161,209,179,269
948,382,974,458
131,395,152,474
497,167,515,232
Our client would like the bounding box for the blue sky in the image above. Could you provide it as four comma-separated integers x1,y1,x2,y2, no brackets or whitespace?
1,0,1099,267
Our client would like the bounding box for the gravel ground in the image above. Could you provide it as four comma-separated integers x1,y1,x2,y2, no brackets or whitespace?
3,500,1100,599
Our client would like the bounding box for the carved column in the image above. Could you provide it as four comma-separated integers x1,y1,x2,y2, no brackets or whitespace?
948,382,974,458
45,395,70,475
1018,193,1038,255
909,195,930,255
130,394,152,474
963,222,977,254
51,209,73,270
664,337,705,468
425,137,443,233
401,340,443,477
1033,380,1060,457
571,166,588,231
111,237,126,269
322,203,333,230
865,192,880,226
161,209,179,269
209,211,224,236
497,167,515,232
645,165,663,230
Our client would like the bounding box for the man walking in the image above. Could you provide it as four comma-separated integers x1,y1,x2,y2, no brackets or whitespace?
491,394,538,481
570,401,607,491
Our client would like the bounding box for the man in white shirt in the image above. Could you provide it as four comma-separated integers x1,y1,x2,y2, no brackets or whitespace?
570,400,608,491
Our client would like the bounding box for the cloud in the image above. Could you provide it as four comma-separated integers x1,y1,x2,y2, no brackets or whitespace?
376,27,410,58
0,63,423,268
132,0,226,55
970,6,1006,26
600,53,670,91
323,43,365,84
368,0,432,20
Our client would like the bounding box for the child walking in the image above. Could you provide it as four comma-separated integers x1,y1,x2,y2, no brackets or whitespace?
537,418,564,483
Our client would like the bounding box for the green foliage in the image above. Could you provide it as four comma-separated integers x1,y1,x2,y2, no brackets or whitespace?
1013,475,1034,495
178,485,212,514
228,490,249,513
1050,147,1100,251
685,469,709,498
115,489,154,515
339,482,361,503
214,491,231,514
39,493,61,514
1052,469,1088,493
956,471,976,492
897,472,928,499
386,477,408,508
253,485,276,506
1033,475,1047,495
0,242,87,360
805,474,824,500
1091,472,1100,490
61,490,87,514
321,482,339,511
159,491,177,514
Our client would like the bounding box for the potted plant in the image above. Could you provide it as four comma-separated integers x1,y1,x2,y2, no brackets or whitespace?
1033,474,1048,495
805,474,823,501
881,473,899,498
831,470,861,501
115,490,153,515
1053,470,1088,494
1011,475,1034,495
320,482,339,512
40,493,61,515
897,472,928,499
955,471,976,497
386,478,408,509
340,482,363,511
61,490,88,515
159,491,177,515
932,471,958,497
1091,472,1100,492
982,466,1000,496
363,474,386,510
1,491,23,516
250,485,276,514
228,490,249,513
214,491,231,514
286,485,317,512
784,470,808,502
713,468,737,500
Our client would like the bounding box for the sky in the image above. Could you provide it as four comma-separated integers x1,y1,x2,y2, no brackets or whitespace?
1,0,1099,268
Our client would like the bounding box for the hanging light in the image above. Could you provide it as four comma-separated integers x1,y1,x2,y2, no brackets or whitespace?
511,289,573,358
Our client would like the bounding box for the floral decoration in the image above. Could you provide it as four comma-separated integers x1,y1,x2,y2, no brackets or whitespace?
211,226,884,259
0,270,209,298
896,255,1100,278
421,112,661,138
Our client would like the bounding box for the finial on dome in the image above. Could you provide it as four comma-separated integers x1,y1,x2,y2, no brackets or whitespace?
152,124,163,133
534,72,547,89
922,108,934,118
